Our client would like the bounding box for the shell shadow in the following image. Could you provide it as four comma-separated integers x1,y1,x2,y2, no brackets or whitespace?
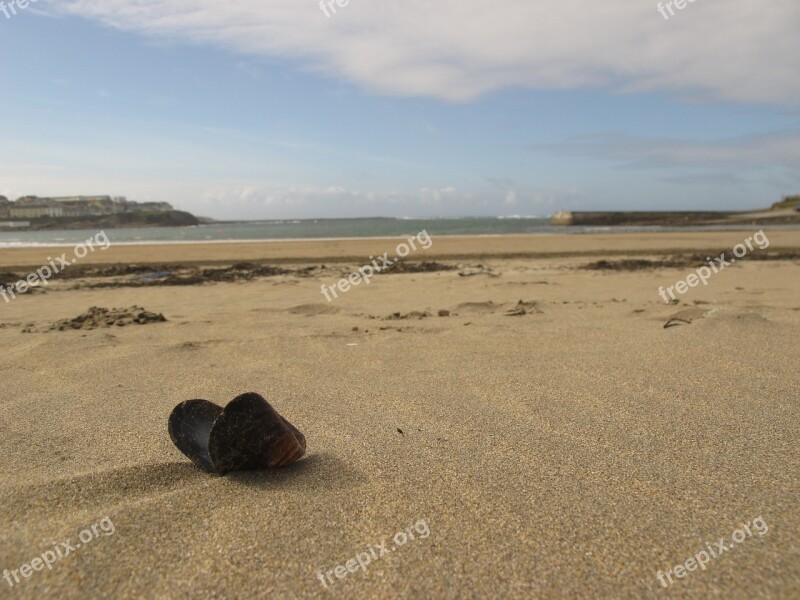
226,452,367,491
4,456,365,529
2,462,208,523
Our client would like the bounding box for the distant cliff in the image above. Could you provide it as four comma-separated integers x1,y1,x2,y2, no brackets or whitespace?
21,210,200,231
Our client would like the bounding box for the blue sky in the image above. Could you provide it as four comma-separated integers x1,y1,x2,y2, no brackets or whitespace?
1,0,798,219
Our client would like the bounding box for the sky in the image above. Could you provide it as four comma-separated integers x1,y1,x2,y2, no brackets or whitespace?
0,0,798,219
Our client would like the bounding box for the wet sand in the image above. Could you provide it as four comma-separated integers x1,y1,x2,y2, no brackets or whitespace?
1,231,799,598
3,230,800,269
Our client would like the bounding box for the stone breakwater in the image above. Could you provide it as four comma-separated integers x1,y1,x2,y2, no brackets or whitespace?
550,210,800,227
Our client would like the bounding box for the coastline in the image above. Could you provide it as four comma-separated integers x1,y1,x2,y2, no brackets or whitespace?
2,230,800,269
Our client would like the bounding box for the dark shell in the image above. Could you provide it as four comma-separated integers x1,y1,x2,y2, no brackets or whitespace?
168,393,306,475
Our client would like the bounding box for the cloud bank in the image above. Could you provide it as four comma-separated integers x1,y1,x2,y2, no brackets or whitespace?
0,167,578,219
541,131,800,171
52,0,800,104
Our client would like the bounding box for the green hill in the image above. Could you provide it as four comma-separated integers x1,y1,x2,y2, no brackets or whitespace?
771,195,800,210
26,210,200,230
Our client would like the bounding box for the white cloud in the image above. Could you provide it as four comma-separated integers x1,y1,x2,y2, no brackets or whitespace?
50,0,800,104
540,131,800,173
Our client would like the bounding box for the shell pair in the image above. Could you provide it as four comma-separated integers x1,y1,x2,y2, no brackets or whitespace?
168,393,306,475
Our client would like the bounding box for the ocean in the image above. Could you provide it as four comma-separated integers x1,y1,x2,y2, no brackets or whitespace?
0,217,792,247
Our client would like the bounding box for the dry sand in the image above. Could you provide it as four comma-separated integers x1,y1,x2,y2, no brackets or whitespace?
1,231,799,599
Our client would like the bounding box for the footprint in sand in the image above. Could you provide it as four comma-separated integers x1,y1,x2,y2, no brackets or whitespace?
453,301,499,315
502,281,550,286
174,340,225,351
505,300,542,316
385,311,431,320
288,304,340,316
664,307,710,328
450,300,542,316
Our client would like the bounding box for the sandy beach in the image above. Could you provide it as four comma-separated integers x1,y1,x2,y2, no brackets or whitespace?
1,230,799,599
